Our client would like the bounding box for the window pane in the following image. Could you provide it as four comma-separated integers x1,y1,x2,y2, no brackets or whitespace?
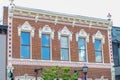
113,43,119,66
42,47,50,60
42,34,50,47
95,51,102,62
95,40,101,50
78,50,86,61
60,36,68,48
61,49,69,60
78,38,86,62
118,47,120,65
21,32,30,59
21,32,30,45
94,39,102,62
41,34,51,60
21,46,30,58
78,38,86,49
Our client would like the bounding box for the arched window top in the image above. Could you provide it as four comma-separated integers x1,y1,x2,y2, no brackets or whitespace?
18,21,35,37
92,31,105,44
58,26,72,41
39,25,54,39
76,29,89,42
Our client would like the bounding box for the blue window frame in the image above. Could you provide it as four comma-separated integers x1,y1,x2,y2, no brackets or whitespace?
21,32,30,59
41,34,50,60
94,39,102,62
60,36,69,60
78,38,86,61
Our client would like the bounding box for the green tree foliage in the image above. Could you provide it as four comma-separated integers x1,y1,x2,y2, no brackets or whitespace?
41,66,79,80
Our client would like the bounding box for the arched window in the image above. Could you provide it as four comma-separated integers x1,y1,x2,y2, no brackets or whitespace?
76,29,89,62
92,31,105,63
58,26,72,61
18,21,35,59
39,25,54,60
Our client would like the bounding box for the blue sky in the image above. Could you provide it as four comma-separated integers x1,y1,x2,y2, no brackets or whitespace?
0,0,120,26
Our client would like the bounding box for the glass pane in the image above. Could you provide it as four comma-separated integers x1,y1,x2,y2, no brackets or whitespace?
61,49,69,60
42,34,50,47
94,40,101,50
95,51,102,62
78,38,86,49
78,50,86,61
118,47,120,65
21,32,30,45
21,46,30,58
113,43,119,66
60,36,68,48
42,47,50,60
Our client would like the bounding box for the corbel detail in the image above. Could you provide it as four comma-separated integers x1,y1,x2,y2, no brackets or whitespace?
54,16,58,25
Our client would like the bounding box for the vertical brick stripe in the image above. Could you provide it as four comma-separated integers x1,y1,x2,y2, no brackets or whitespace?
8,12,13,59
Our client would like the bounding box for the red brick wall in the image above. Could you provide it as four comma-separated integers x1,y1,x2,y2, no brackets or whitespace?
12,18,110,63
3,7,8,25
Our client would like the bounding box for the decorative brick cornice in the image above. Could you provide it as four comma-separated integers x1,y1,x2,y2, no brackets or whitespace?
12,6,112,30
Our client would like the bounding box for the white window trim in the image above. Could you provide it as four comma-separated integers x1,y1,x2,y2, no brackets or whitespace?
18,21,35,37
18,21,35,59
92,31,105,63
76,29,89,62
39,25,54,60
58,26,72,41
39,25,54,39
58,26,72,61
76,29,89,42
92,31,105,44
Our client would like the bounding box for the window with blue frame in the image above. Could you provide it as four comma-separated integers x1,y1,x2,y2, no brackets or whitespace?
94,39,102,62
60,36,69,60
78,38,86,61
41,34,50,60
21,32,30,59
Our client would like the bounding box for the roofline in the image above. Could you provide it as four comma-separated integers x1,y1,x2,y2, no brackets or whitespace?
15,6,109,22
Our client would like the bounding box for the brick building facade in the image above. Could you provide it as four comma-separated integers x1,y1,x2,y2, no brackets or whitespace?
4,2,114,80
